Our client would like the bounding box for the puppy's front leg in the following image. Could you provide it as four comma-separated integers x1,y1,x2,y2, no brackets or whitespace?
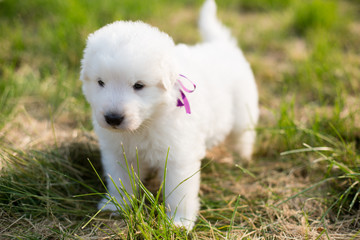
98,150,141,212
163,160,201,230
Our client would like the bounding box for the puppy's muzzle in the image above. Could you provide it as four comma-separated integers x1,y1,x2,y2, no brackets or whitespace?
104,112,124,127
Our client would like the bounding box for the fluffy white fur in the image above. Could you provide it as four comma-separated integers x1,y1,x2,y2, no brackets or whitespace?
80,0,259,230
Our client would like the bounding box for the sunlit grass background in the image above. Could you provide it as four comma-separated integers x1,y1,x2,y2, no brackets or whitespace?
1,0,359,239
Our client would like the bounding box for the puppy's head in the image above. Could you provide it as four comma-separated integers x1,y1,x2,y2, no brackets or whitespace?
80,21,177,131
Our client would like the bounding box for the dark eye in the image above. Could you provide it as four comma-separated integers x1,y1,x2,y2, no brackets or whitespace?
98,78,105,87
133,82,144,90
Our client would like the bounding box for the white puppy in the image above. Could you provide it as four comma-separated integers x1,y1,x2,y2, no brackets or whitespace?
80,0,259,230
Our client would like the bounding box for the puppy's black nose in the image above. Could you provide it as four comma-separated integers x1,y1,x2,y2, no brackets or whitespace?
104,113,124,126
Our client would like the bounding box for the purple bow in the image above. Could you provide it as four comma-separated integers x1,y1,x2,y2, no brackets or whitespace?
176,74,196,114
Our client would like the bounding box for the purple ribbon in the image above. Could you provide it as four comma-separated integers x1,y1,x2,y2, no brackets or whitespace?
176,74,196,114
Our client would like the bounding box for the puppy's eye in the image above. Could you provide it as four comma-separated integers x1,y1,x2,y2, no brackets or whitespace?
133,82,144,91
98,79,105,87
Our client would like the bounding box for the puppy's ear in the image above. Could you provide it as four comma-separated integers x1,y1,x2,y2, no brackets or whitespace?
80,62,88,82
159,57,178,90
159,74,176,91
80,72,89,82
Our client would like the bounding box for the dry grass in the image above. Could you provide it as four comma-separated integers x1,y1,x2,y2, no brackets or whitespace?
1,108,359,238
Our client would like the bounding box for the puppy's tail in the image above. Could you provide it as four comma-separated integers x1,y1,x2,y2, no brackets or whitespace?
198,0,235,44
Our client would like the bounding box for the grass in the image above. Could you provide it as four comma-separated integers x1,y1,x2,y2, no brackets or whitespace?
0,0,360,239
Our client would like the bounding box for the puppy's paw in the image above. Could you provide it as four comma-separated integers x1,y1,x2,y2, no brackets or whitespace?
98,198,123,213
172,216,195,231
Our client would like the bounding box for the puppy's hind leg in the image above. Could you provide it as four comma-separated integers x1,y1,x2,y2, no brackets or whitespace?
233,128,257,162
232,95,259,162
231,107,258,162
